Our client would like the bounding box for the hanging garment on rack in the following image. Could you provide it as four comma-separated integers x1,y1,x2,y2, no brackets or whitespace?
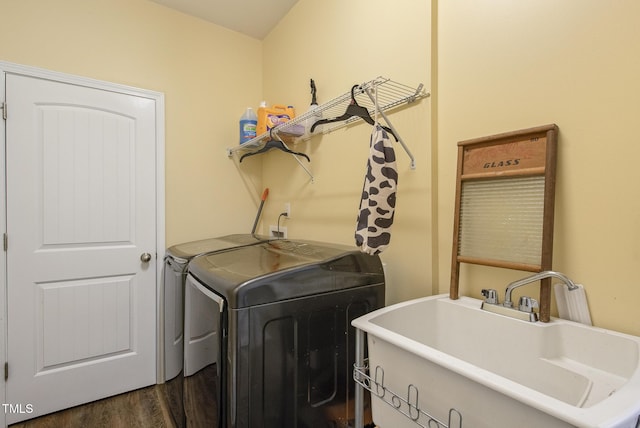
310,85,398,141
239,139,310,163
355,126,398,255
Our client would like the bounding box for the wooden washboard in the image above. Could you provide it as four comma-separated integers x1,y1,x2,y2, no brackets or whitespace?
450,124,559,322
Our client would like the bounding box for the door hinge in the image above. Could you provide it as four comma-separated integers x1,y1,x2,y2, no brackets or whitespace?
3,233,7,251
4,362,7,381
1,102,6,120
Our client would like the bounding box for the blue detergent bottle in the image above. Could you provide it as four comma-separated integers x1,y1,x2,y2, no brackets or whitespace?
239,107,257,144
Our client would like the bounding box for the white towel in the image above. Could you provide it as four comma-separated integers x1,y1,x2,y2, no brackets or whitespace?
355,126,398,255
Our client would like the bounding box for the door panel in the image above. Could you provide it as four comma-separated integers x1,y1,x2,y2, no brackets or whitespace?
40,105,134,246
6,73,157,423
39,275,134,368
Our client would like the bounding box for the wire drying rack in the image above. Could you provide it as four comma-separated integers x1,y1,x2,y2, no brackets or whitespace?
301,77,427,139
353,359,463,428
227,77,429,180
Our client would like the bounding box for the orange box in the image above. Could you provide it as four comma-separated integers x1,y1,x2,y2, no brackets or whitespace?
257,104,296,135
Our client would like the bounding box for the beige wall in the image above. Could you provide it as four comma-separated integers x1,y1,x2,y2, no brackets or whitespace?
0,0,264,247
261,0,434,305
264,0,640,336
437,0,640,336
2,0,639,337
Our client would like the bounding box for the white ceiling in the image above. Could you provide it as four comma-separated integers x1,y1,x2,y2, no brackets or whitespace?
150,0,300,40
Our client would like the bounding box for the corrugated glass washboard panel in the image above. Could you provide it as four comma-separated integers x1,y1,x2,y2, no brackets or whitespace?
458,176,545,266
450,124,558,322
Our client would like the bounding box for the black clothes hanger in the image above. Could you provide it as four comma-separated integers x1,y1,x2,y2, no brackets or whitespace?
239,137,311,163
310,85,398,141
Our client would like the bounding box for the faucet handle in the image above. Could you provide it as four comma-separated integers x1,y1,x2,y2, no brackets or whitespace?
481,288,499,304
518,296,539,313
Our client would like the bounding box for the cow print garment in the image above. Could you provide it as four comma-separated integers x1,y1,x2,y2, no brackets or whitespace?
355,126,398,255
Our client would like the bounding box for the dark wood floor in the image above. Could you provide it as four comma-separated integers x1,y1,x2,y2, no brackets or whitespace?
9,365,217,428
9,364,375,428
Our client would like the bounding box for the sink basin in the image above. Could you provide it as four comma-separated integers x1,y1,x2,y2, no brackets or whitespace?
352,294,640,428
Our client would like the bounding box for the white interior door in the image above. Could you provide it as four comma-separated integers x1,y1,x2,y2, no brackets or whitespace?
5,72,158,423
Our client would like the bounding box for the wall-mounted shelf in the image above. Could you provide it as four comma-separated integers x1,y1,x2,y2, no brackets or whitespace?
226,76,429,180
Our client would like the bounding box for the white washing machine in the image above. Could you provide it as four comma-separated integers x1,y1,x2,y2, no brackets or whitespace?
160,234,269,382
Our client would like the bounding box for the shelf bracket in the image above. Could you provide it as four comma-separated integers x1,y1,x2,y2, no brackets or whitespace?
364,87,416,169
271,129,315,183
410,83,425,103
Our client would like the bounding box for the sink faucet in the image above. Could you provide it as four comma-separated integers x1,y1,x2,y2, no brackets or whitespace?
503,270,578,308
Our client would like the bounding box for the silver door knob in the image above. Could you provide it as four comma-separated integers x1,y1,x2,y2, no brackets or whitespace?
140,252,152,263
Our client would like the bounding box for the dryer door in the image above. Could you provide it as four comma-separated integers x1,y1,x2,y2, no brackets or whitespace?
184,274,223,376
